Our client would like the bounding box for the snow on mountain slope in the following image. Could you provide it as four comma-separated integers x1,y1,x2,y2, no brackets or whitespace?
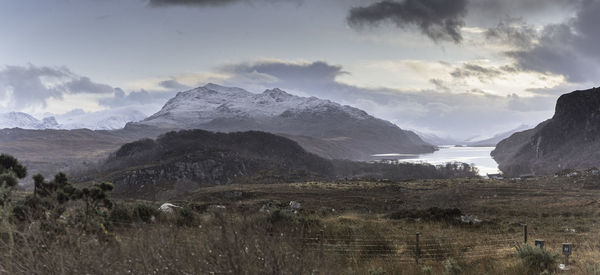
142,83,370,128
0,109,147,130
138,83,436,160
0,112,60,130
56,109,147,130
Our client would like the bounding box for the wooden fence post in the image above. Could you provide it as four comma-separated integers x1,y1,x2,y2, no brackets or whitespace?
523,224,527,243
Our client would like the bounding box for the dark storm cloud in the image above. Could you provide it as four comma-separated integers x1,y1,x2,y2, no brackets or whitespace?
485,17,537,48
147,0,299,7
158,79,190,90
506,0,600,83
148,0,241,7
63,76,115,94
222,61,347,84
347,0,469,43
99,88,178,108
0,65,114,109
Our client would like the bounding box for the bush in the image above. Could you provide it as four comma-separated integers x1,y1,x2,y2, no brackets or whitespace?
133,203,158,223
368,267,386,275
515,244,559,274
110,203,133,225
443,257,462,275
386,207,462,223
176,207,196,227
267,209,295,224
421,265,433,275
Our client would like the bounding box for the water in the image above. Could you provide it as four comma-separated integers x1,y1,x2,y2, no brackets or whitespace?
373,146,500,176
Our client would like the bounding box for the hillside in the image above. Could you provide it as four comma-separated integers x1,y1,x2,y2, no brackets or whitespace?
87,129,478,199
91,129,334,199
492,87,600,176
0,125,170,185
136,83,435,160
467,124,531,147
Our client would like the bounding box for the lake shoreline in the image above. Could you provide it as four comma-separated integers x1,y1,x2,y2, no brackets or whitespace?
372,145,500,176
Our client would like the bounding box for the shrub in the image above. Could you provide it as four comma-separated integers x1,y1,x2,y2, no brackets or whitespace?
443,257,462,275
267,209,295,224
176,207,196,227
515,244,559,274
133,203,158,223
368,267,386,275
109,203,133,225
386,207,462,223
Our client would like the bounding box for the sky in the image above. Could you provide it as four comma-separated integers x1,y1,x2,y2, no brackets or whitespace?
0,0,599,139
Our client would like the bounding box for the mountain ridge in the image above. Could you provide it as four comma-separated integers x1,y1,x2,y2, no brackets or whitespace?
136,83,435,160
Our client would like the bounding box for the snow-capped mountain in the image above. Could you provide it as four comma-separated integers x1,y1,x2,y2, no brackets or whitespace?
0,109,147,131
0,112,60,130
138,83,435,160
143,83,370,127
56,109,147,130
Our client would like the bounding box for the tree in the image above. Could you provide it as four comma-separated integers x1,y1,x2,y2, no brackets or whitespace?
15,172,80,222
80,182,114,229
0,154,27,204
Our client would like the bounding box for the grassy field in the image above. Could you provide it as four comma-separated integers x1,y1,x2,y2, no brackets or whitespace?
2,175,600,274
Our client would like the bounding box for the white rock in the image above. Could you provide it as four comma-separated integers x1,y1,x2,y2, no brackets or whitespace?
289,201,302,210
158,203,181,213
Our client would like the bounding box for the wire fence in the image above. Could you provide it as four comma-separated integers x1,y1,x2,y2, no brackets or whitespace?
298,226,571,263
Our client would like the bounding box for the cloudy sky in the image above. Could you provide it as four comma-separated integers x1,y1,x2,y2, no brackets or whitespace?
0,0,598,139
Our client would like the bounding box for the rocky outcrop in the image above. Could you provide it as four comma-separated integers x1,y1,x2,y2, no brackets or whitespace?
492,87,600,176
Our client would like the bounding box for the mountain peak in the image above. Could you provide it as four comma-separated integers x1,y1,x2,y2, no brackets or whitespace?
199,83,249,95
261,88,293,101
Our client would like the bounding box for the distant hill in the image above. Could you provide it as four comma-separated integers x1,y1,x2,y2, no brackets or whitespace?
467,124,531,147
493,87,600,176
0,125,169,185
92,130,334,199
135,83,435,160
414,131,463,146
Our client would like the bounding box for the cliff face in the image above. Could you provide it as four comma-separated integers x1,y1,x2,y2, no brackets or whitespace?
492,87,600,176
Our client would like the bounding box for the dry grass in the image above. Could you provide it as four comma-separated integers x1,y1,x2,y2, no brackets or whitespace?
2,176,600,274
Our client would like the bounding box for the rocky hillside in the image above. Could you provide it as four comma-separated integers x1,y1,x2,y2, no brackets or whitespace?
93,130,333,199
135,83,435,160
492,87,600,176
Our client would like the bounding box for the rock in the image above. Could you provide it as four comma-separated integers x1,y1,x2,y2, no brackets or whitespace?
460,215,481,224
158,203,181,213
289,201,302,210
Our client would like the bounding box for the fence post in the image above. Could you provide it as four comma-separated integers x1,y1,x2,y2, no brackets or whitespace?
415,232,421,265
523,224,527,243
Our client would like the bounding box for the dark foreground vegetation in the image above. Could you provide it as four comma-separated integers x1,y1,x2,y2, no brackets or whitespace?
1,153,600,274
